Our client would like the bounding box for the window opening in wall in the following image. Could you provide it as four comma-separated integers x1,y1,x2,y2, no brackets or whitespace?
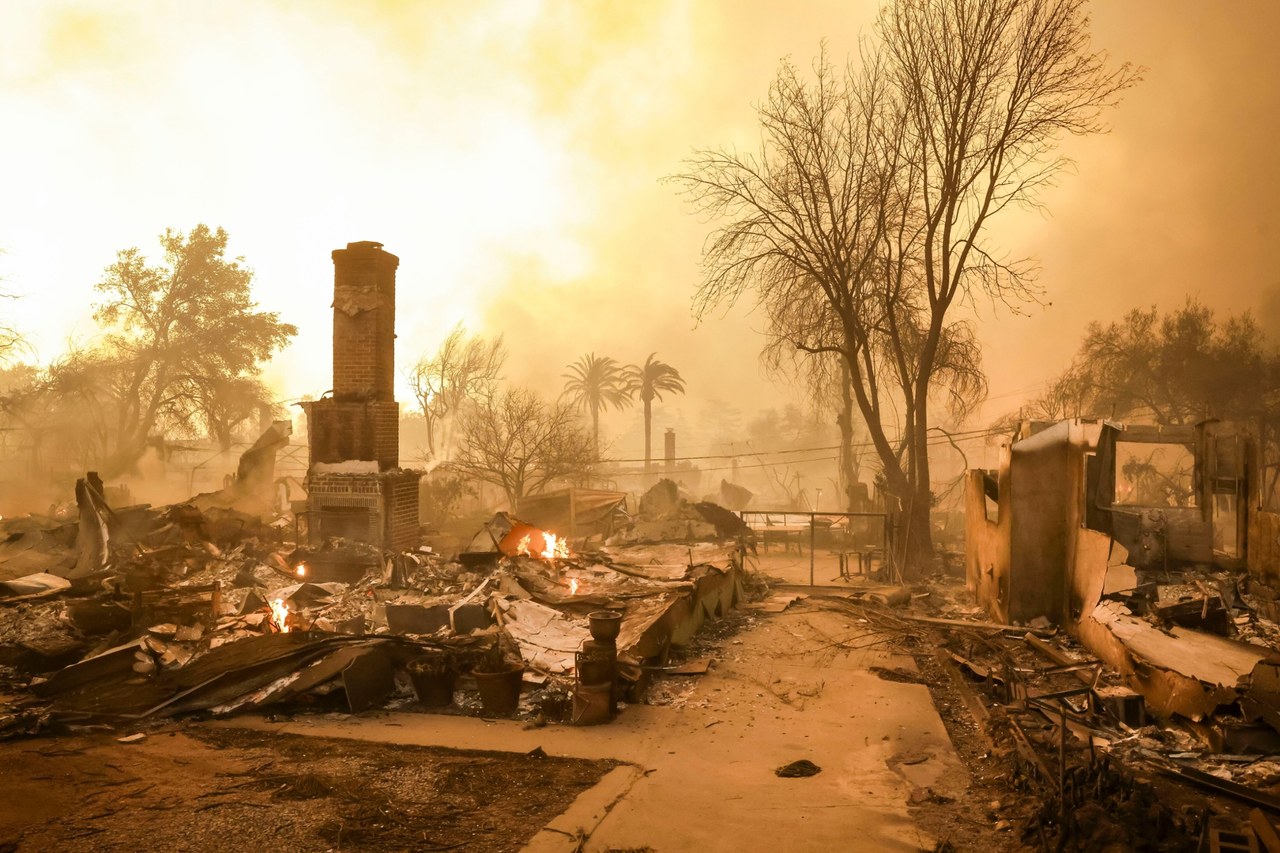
981,470,1000,524
1212,493,1240,557
1113,440,1196,508
1262,426,1280,513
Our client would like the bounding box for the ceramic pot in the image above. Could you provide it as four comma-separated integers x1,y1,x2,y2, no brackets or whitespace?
407,655,457,707
474,664,524,715
588,610,623,643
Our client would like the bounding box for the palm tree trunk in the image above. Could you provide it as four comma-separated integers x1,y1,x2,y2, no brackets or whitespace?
643,398,652,471
591,406,600,460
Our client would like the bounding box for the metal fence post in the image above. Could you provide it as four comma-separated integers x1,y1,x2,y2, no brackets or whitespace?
809,512,816,587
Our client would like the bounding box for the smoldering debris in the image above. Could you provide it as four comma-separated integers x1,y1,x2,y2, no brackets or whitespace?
0,478,749,737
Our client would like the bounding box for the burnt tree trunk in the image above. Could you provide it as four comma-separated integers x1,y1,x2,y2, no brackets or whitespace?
837,361,859,512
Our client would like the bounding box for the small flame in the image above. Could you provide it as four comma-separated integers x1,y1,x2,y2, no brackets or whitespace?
269,598,290,633
516,531,571,561
569,578,579,595
541,532,570,560
294,562,308,578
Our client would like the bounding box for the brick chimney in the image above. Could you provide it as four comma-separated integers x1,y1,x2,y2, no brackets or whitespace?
303,241,420,552
332,241,398,402
305,242,402,471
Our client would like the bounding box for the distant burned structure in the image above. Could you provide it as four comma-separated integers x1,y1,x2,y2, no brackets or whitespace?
302,241,419,551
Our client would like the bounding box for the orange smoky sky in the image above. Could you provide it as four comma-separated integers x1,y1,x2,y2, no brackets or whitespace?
0,1,1277,458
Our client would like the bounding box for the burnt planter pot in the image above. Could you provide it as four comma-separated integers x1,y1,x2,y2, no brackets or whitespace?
474,663,524,715
407,653,458,707
588,610,623,644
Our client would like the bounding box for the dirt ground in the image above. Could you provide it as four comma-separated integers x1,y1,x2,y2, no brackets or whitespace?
0,728,614,852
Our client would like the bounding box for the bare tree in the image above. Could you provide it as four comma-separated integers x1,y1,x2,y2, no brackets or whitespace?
449,387,595,507
406,324,505,462
673,2,1135,574
0,347,120,474
0,281,29,368
0,323,22,367
0,281,27,367
761,343,866,512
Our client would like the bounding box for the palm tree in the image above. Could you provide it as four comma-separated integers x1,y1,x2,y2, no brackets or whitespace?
561,354,631,458
624,353,686,471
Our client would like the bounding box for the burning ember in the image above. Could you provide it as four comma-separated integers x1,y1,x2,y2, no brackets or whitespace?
569,578,579,595
294,562,308,578
269,598,290,633
516,530,571,561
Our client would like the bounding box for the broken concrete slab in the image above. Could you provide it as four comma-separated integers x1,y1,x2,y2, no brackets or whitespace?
385,603,451,635
450,602,493,635
1082,599,1267,720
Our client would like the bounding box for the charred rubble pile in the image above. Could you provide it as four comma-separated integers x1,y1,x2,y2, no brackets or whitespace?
0,477,748,739
885,585,1279,851
606,478,752,546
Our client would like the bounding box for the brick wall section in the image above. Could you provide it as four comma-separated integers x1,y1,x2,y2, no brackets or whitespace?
304,400,400,470
305,471,419,550
304,472,419,551
306,473,383,545
373,403,399,468
383,472,421,552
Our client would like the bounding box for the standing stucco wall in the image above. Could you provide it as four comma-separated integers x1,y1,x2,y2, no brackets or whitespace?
964,461,1012,623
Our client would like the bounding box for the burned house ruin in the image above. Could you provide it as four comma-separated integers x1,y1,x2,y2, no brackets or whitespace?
963,419,1280,729
301,241,420,551
965,419,1250,628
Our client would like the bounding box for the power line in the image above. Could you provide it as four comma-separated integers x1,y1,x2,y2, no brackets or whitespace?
604,426,1004,466
982,380,1049,402
693,455,839,474
609,444,844,464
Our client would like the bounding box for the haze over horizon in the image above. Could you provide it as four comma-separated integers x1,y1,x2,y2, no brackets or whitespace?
1,0,1277,462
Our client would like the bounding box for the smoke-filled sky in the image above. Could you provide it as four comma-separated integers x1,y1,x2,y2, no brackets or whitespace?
1,1,1277,459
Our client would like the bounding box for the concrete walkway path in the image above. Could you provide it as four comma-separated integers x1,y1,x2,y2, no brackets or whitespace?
220,603,968,852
